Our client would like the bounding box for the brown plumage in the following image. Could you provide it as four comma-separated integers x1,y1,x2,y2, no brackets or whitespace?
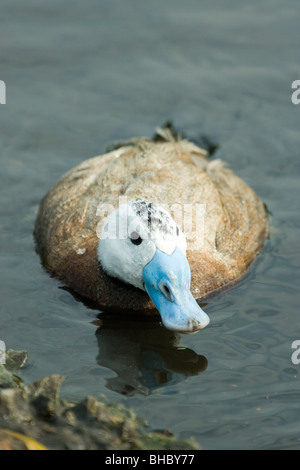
34,132,268,314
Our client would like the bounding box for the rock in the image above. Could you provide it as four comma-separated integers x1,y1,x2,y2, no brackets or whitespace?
5,350,29,371
0,349,29,390
0,366,20,389
0,371,200,450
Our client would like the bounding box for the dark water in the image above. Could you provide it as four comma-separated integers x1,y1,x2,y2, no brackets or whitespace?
1,0,299,450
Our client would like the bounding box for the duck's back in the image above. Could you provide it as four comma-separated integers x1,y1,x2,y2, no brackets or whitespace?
34,138,268,313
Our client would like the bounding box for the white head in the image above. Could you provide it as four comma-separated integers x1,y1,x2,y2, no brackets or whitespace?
98,199,209,333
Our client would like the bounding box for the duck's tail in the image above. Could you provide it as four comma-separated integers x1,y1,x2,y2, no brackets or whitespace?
153,121,182,142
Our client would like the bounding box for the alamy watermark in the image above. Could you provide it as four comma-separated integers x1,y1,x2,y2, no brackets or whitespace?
291,80,300,105
0,340,6,364
291,340,300,365
95,196,206,251
0,80,6,104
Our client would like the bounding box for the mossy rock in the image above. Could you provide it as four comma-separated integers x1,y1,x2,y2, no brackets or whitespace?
0,350,199,450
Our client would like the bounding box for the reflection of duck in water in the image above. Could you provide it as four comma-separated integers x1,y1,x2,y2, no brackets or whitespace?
35,127,268,332
94,316,208,396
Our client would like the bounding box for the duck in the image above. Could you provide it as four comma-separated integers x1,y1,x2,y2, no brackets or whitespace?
34,127,268,333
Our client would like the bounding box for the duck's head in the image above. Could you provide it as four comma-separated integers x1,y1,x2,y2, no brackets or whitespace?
97,199,210,333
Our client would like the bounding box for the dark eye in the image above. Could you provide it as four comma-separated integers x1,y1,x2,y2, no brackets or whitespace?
130,231,143,245
176,226,179,236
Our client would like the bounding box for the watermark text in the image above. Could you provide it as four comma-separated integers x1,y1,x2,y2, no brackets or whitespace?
0,80,6,104
96,197,206,251
291,340,300,365
291,80,300,105
0,340,6,364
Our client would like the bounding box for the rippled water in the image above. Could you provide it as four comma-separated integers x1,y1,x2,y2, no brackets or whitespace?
0,0,299,450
